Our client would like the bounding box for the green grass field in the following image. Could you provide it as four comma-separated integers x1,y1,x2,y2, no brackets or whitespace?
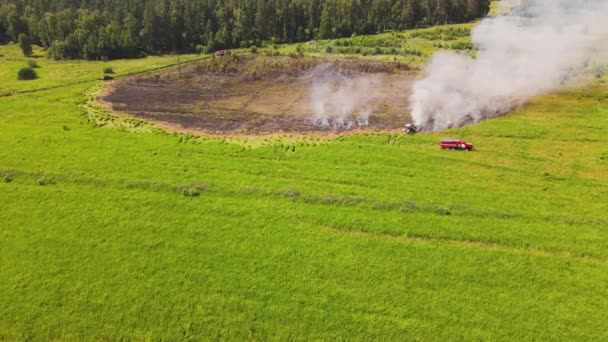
1,20,608,340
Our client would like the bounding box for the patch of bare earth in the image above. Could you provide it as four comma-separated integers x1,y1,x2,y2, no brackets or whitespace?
102,55,415,135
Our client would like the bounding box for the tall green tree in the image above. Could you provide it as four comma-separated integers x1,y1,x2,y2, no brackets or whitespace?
18,33,32,56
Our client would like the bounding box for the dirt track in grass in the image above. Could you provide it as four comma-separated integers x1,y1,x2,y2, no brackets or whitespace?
102,55,416,134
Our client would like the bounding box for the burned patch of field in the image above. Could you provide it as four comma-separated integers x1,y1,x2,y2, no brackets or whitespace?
102,55,415,134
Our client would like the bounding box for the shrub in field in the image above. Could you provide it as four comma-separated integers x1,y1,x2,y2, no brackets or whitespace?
325,45,333,53
450,41,472,50
401,199,417,213
195,53,239,73
593,66,605,79
27,59,39,68
250,45,258,53
18,67,37,80
37,176,54,186
410,27,470,41
19,34,33,57
179,183,209,197
182,188,201,197
282,188,301,198
103,67,114,74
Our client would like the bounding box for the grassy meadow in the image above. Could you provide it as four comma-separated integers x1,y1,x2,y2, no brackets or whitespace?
1,20,608,340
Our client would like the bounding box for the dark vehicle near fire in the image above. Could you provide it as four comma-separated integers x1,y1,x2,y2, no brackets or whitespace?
404,123,419,134
440,138,474,151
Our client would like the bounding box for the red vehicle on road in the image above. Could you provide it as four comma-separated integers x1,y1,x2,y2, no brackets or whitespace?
440,138,474,151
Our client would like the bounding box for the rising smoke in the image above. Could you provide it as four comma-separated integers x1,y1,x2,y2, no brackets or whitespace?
309,65,377,129
410,0,608,131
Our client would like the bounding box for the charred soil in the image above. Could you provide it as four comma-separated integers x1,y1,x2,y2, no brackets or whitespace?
102,55,415,134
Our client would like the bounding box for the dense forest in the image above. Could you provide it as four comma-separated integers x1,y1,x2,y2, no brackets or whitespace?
0,0,489,60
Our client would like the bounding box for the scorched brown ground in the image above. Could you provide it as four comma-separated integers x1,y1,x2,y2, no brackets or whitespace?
102,55,415,134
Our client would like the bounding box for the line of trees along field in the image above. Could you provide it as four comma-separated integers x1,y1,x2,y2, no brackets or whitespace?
0,0,489,60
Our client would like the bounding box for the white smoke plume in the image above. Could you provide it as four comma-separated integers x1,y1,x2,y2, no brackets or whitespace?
411,0,608,131
309,67,377,129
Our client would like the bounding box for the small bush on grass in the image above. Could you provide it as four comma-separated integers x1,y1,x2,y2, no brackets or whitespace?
18,67,37,80
401,199,417,213
27,59,39,68
179,183,209,197
250,45,258,53
103,67,114,74
282,188,301,198
182,188,201,197
37,176,54,186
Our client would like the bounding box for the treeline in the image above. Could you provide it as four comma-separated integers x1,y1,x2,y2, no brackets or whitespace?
0,0,489,60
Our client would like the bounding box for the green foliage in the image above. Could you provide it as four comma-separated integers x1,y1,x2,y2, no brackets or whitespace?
103,67,114,74
0,0,490,60
18,33,32,57
195,53,240,74
409,26,471,41
450,41,473,50
17,66,37,80
26,59,38,68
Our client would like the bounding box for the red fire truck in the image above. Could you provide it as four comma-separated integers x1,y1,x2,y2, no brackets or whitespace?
440,138,474,151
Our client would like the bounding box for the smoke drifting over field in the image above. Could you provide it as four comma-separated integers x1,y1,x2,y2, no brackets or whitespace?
411,0,608,131
309,72,376,128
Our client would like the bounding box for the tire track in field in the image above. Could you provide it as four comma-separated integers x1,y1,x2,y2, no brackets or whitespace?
321,226,608,265
2,166,607,262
